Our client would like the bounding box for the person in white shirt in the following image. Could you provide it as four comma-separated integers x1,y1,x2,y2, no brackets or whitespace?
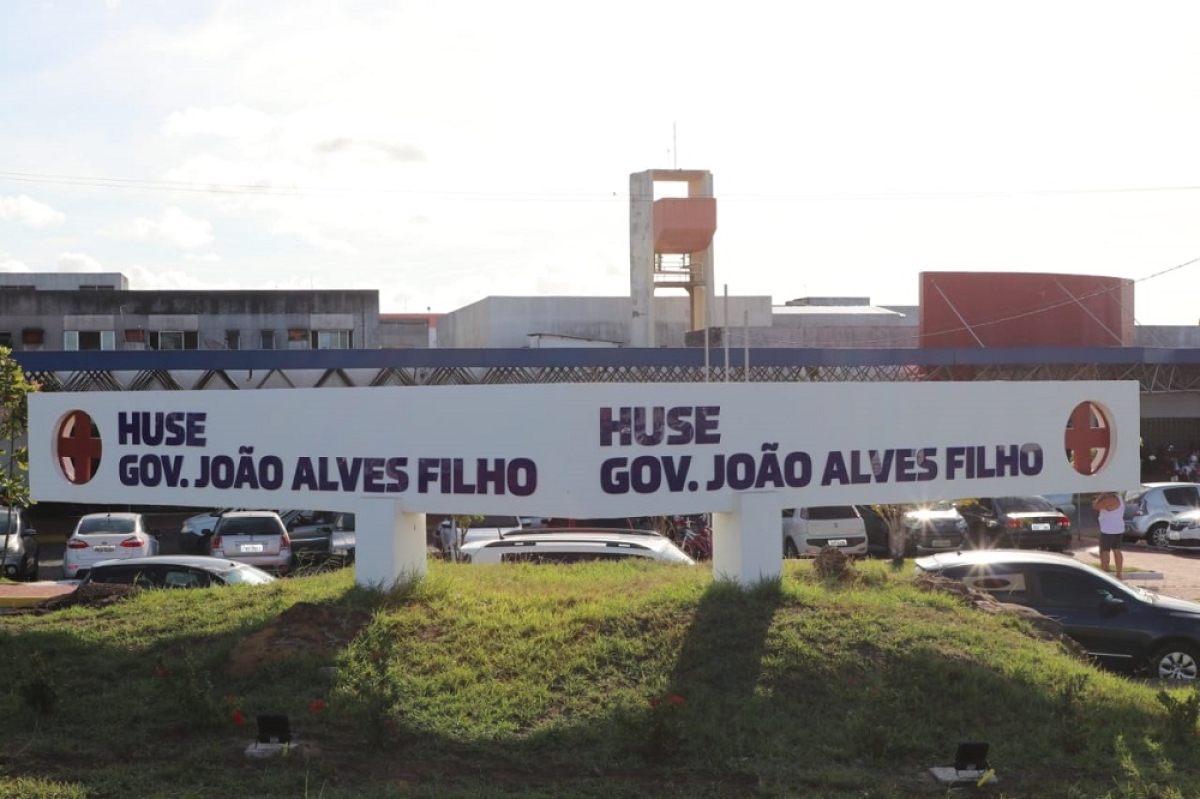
1092,491,1127,580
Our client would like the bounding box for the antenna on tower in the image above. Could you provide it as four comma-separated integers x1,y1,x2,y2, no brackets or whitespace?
672,123,678,169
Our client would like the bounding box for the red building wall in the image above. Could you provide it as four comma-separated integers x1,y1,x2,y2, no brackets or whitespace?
919,272,1135,348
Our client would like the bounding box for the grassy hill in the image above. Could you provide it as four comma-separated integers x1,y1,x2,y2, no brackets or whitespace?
0,558,1196,798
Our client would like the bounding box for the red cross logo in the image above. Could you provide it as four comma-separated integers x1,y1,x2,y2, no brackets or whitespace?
55,410,102,485
1064,401,1113,476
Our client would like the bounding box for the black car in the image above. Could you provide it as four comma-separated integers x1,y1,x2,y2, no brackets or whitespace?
954,496,1072,552
915,549,1200,680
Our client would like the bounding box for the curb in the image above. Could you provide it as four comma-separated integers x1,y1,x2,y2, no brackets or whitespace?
1078,546,1165,581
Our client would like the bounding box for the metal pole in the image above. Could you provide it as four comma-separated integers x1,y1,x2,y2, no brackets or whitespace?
723,284,729,383
743,309,750,383
704,326,710,383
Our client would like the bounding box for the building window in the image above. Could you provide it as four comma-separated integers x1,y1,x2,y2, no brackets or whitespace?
21,328,43,345
64,331,116,351
0,332,10,348
312,330,352,349
225,330,241,350
149,331,198,350
260,330,276,350
0,285,35,291
287,329,310,350
124,329,145,344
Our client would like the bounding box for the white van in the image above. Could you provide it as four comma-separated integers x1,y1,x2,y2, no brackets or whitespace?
782,505,869,558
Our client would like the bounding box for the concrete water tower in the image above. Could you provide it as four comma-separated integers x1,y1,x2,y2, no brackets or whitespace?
629,169,717,347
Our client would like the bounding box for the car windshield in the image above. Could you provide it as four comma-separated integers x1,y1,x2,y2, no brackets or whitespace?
0,511,16,534
220,564,276,585
77,516,136,534
471,515,520,528
995,496,1056,514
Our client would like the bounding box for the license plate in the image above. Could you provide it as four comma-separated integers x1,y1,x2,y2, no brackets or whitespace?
931,539,951,548
828,539,848,547
93,545,115,553
1031,523,1051,531
239,543,264,553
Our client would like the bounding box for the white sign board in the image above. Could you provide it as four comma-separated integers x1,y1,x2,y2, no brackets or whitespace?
28,381,1139,514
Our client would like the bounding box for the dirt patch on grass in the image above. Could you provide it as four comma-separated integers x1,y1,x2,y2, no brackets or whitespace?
224,601,373,676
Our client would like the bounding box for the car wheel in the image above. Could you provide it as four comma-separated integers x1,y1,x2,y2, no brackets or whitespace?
784,538,799,559
1148,524,1171,550
1150,642,1200,681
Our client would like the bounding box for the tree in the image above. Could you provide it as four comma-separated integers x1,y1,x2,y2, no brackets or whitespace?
0,346,38,576
446,513,484,562
870,504,914,567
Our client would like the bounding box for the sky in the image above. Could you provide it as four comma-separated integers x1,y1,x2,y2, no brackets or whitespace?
3,1,1200,324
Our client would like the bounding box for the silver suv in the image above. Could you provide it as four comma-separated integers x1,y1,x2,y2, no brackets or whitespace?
208,511,293,574
1124,482,1200,548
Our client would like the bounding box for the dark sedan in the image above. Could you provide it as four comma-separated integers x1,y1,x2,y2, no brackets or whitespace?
915,549,1200,680
955,496,1072,552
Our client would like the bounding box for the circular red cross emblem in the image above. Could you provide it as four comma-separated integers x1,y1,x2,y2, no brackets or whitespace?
55,410,103,485
1064,401,1113,476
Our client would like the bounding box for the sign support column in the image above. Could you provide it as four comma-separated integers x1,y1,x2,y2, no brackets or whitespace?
712,491,781,585
354,500,427,587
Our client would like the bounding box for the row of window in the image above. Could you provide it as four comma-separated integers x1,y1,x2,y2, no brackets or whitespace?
0,329,353,351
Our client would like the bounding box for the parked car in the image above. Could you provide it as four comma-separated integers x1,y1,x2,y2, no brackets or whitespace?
905,503,970,556
0,507,38,581
207,511,292,574
782,505,869,558
328,513,356,564
856,504,969,559
280,509,343,561
437,515,524,560
855,505,894,559
953,496,1072,552
289,511,356,569
80,555,277,588
1166,508,1200,552
179,508,264,554
1124,483,1200,549
63,512,160,580
458,528,696,566
915,549,1200,681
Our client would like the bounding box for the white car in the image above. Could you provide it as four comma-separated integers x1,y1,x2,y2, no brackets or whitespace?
80,555,277,588
63,512,160,579
458,529,695,565
1167,509,1200,552
782,505,869,558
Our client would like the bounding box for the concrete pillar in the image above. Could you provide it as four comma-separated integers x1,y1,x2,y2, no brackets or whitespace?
353,500,427,588
711,491,781,585
629,170,656,348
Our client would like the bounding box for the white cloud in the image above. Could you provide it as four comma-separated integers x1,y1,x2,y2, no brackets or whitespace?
270,219,358,254
0,195,65,227
163,105,276,142
0,258,31,273
102,207,214,248
123,264,240,291
185,252,222,263
57,253,104,273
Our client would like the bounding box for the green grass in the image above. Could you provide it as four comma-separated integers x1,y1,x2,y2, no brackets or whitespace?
1,559,1198,797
